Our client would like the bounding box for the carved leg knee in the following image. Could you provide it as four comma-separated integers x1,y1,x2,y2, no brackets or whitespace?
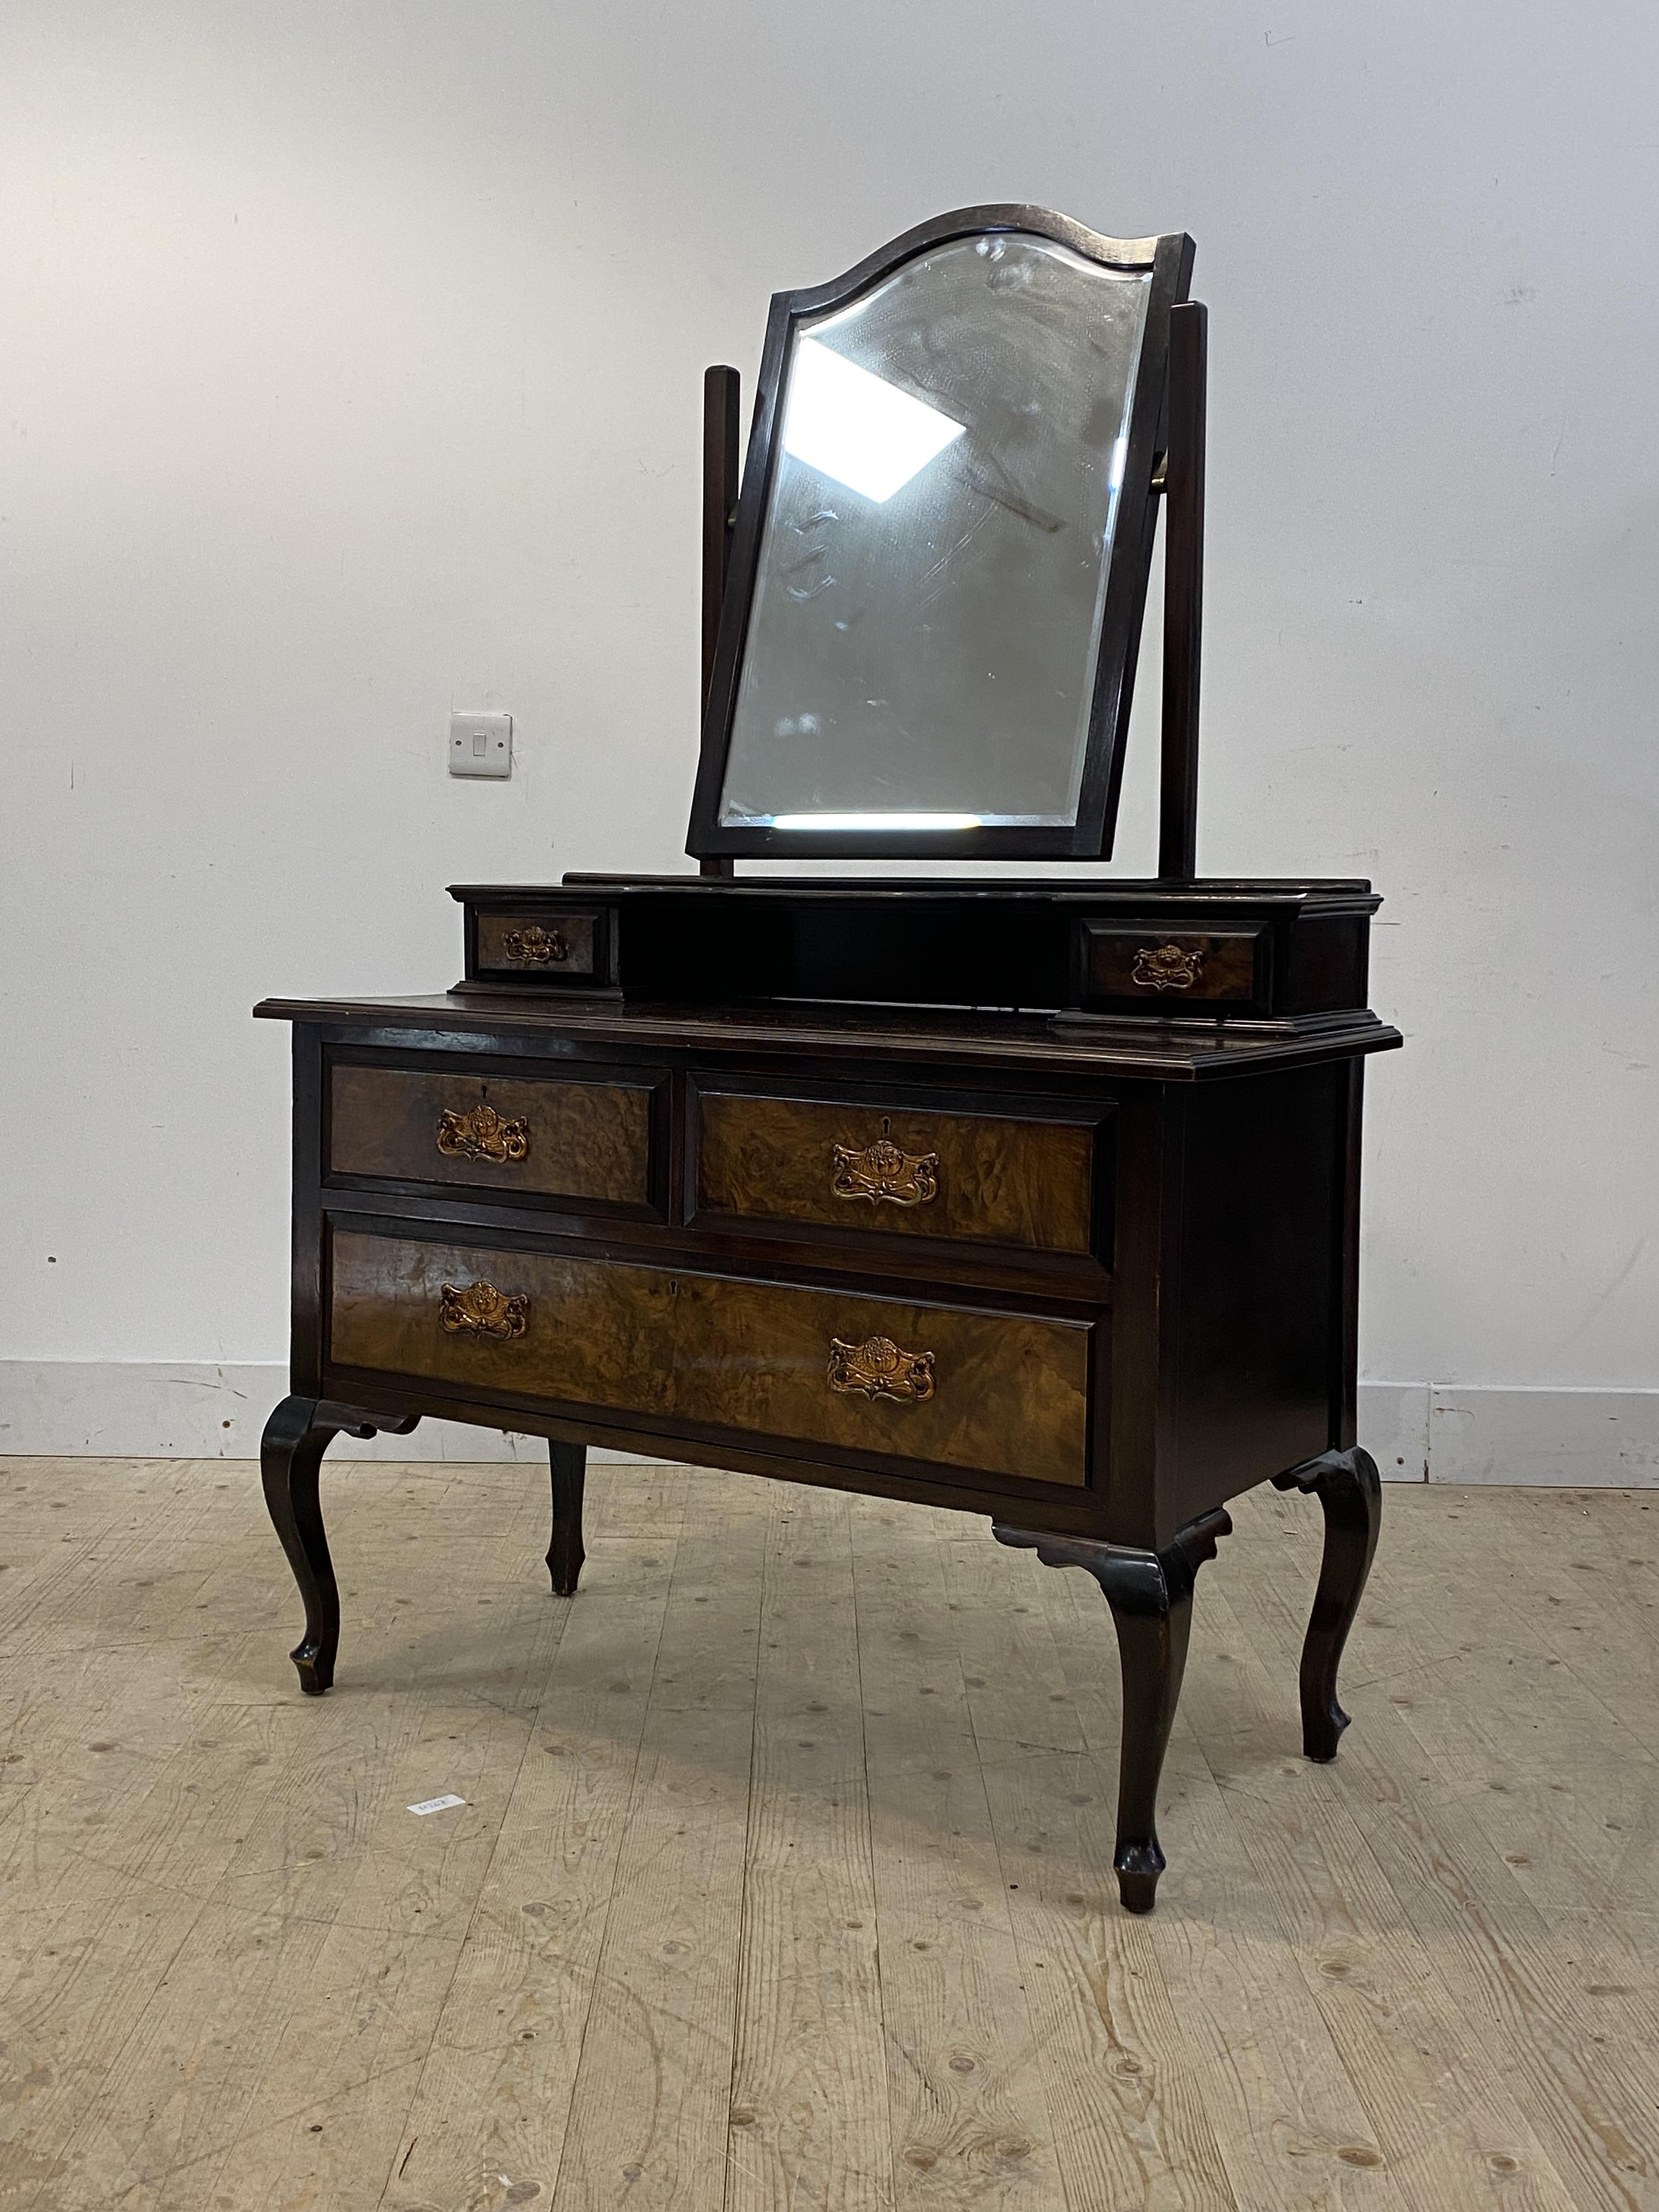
1272,1446,1383,1761
992,1510,1231,1914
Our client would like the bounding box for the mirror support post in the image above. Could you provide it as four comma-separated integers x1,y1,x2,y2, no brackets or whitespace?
700,365,742,880
1158,301,1206,881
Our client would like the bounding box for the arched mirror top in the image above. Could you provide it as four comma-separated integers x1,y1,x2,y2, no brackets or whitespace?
688,206,1194,864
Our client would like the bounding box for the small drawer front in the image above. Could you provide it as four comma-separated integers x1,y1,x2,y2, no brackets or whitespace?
329,1230,1091,1488
1079,922,1269,1009
694,1089,1100,1256
329,1063,653,1206
476,911,599,978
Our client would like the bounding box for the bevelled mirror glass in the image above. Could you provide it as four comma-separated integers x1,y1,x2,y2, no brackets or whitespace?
689,208,1193,861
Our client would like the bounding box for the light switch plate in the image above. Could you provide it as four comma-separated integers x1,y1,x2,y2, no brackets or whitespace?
449,711,512,778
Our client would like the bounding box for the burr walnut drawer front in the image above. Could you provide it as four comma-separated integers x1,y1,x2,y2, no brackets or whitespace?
1077,921,1270,1009
327,1062,656,1208
691,1087,1103,1256
475,910,600,978
328,1229,1092,1488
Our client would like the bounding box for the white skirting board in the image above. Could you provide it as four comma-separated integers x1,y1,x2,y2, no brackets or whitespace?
2,1363,1657,1483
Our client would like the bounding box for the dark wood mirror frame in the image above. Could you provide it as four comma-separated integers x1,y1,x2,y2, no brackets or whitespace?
686,205,1198,867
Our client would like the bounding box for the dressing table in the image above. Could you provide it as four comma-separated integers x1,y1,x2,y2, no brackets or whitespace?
257,206,1399,1912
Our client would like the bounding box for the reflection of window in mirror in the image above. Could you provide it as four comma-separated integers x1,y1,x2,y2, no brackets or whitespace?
718,233,1153,838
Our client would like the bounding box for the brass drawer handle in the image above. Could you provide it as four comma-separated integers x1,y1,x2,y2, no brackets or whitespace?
439,1279,529,1342
830,1120,940,1207
827,1334,936,1403
1131,943,1205,992
503,924,568,965
436,1104,529,1165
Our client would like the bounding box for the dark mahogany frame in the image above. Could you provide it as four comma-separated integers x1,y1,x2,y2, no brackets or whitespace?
686,204,1196,865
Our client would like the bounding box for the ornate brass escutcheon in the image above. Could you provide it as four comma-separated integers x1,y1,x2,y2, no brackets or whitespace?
1131,943,1206,992
435,1102,530,1165
503,924,569,965
830,1118,940,1207
826,1334,936,1403
439,1279,529,1342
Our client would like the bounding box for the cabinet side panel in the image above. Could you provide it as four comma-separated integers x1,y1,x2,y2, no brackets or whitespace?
289,1024,325,1395
1103,1085,1181,1550
1280,913,1368,1013
1170,1061,1344,1528
1333,1058,1363,1451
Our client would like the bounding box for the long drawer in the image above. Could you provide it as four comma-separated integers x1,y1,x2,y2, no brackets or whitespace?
691,1085,1104,1257
328,1228,1093,1488
328,1061,658,1209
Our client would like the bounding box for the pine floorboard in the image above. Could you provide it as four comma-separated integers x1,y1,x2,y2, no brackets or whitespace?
0,1458,1655,2210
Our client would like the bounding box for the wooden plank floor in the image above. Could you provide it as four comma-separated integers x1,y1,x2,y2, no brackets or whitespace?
1,1459,1655,2210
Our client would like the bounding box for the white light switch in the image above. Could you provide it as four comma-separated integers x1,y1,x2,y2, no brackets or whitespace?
449,712,512,778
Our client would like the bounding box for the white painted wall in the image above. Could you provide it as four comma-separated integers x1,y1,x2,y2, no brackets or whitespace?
3,3,1656,1457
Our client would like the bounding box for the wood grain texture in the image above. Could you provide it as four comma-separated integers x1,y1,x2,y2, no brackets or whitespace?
542,1494,763,2210
2,1462,1656,2211
695,1089,1100,1255
382,1534,683,2210
1256,1626,1659,2207
1025,1541,1394,2210
328,1229,1093,1487
1181,1577,1587,2209
276,973,1383,1567
329,1062,653,1204
1158,297,1206,883
1080,925,1263,1007
725,1487,891,2210
941,1531,1240,2211
257,985,1401,1081
476,911,598,976
848,1499,1064,2208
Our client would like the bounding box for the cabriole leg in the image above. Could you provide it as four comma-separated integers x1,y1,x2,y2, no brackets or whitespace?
992,1509,1231,1914
1272,1446,1383,1760
1108,1583,1198,1914
259,1395,418,1695
547,1441,587,1596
